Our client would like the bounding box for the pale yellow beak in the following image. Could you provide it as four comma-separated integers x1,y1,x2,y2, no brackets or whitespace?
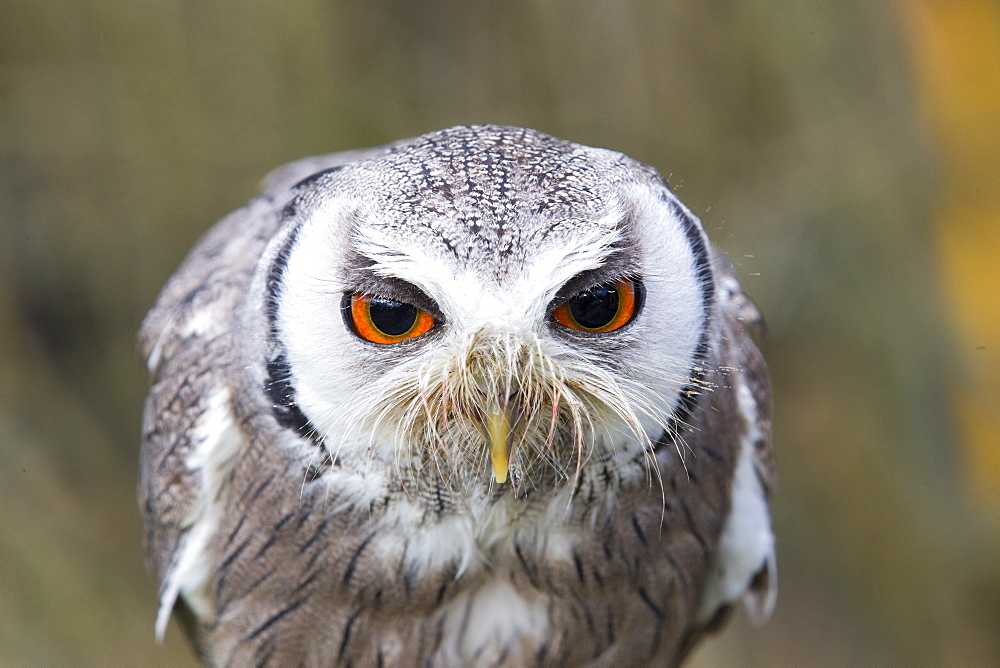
485,408,511,483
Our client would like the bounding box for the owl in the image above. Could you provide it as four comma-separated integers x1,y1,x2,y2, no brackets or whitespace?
139,125,775,666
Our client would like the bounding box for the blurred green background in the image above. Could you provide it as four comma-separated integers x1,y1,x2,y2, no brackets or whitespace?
2,1,998,665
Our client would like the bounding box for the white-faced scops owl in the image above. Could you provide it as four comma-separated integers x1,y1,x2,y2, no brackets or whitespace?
139,124,775,666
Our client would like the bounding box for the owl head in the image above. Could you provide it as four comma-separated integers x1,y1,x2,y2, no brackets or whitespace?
262,125,713,491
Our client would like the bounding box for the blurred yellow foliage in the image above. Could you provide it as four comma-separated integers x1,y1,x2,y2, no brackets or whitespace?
901,0,1000,512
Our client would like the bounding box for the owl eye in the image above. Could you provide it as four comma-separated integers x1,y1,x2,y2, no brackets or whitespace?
343,293,436,344
552,277,643,334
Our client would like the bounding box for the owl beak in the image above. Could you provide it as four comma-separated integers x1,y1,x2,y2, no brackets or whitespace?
485,407,511,483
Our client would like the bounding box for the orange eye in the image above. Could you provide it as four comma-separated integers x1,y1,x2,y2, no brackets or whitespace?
344,293,436,344
552,277,643,334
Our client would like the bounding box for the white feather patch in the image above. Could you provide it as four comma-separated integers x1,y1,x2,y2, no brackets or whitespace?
453,579,550,662
146,312,178,374
374,497,481,581
695,376,775,624
155,387,243,640
182,307,220,338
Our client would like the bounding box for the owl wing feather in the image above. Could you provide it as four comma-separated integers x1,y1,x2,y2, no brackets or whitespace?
139,191,282,640
678,249,775,639
714,250,778,623
139,145,392,640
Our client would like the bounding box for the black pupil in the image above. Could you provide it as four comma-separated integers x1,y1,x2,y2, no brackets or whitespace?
570,284,619,329
368,297,417,336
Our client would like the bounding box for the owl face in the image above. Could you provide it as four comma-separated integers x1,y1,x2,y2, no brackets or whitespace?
268,126,712,488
